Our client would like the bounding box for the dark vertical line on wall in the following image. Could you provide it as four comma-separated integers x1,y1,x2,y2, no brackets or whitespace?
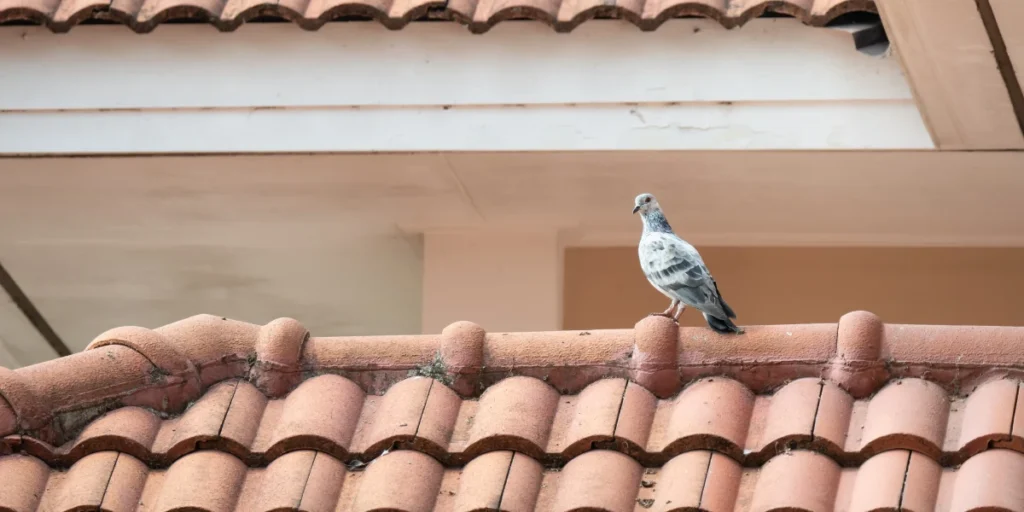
975,0,1024,138
0,260,71,357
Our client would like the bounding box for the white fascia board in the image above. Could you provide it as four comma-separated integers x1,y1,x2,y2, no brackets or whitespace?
0,19,934,154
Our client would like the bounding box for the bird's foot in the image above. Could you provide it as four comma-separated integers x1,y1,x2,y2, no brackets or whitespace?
672,305,686,321
647,312,680,323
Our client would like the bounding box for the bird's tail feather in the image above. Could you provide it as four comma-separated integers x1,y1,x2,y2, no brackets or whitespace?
720,297,736,319
711,280,736,319
704,312,744,334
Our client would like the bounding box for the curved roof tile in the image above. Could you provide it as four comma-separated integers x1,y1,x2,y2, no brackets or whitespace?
2,310,1024,509
0,0,876,34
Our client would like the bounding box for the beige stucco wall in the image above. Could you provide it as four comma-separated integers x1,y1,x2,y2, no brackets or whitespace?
564,247,1024,329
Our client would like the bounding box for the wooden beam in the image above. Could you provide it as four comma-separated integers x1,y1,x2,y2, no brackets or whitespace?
0,276,59,368
877,0,1024,149
989,0,1024,132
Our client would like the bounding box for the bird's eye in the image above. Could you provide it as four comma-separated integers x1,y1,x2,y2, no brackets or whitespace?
644,197,651,203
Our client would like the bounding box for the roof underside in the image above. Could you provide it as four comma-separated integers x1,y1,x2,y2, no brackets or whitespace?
1,310,1024,509
0,0,876,33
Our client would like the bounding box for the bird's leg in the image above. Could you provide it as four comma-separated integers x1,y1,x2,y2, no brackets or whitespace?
651,299,679,319
661,300,677,316
672,302,686,321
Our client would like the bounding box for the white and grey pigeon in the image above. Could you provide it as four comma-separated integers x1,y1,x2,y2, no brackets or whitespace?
633,193,743,334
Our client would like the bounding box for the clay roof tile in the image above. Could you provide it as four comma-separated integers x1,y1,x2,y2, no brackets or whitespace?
1,309,1023,509
0,0,876,34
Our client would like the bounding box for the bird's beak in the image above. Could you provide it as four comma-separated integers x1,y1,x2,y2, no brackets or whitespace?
632,205,640,214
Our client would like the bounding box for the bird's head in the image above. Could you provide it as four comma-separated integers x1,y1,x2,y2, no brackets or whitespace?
632,193,660,215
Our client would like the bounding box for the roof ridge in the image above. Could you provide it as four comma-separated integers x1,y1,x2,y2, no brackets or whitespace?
0,0,876,35
2,311,1024,447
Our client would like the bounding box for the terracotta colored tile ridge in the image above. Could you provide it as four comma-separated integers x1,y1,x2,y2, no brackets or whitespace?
4,372,1024,473
1,311,1022,447
4,447,1024,512
0,0,876,35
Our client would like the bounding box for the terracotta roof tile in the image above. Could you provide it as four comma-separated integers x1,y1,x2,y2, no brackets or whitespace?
6,373,1023,469
0,0,876,33
2,310,1024,510
4,448,1024,510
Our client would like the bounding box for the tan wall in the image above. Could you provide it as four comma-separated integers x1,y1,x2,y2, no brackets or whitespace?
564,247,1024,329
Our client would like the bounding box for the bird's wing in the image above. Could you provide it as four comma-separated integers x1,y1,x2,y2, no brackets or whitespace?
639,232,708,290
639,232,724,314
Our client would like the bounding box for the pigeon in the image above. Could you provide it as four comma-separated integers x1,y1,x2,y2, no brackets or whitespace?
633,193,743,334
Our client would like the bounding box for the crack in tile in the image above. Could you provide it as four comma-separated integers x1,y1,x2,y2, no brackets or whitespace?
495,451,515,511
1010,382,1021,437
696,451,713,509
809,380,825,441
216,380,242,437
611,379,629,438
413,378,434,438
296,451,318,510
896,450,912,511
97,451,120,510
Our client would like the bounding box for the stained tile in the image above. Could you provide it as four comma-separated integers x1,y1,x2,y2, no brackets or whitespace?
219,379,269,451
846,450,909,511
860,378,949,456
500,451,544,512
0,399,14,438
235,450,316,510
650,450,710,510
749,450,840,511
350,376,430,454
151,380,238,458
552,450,641,512
100,453,149,512
812,380,854,450
67,406,161,457
353,450,444,512
466,376,560,455
453,450,515,511
749,378,820,453
298,451,347,512
152,451,247,512
654,377,754,453
37,451,117,511
0,454,50,511
901,452,942,512
265,374,365,456
959,378,1017,449
949,449,1024,512
416,378,462,451
613,381,657,450
549,377,626,454
700,452,742,512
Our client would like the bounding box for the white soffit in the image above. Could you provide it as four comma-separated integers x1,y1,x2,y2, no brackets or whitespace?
0,19,933,153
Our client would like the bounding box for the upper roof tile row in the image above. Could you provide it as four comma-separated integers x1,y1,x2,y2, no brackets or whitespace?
5,374,1023,469
0,0,874,34
2,311,1023,451
3,447,1023,512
